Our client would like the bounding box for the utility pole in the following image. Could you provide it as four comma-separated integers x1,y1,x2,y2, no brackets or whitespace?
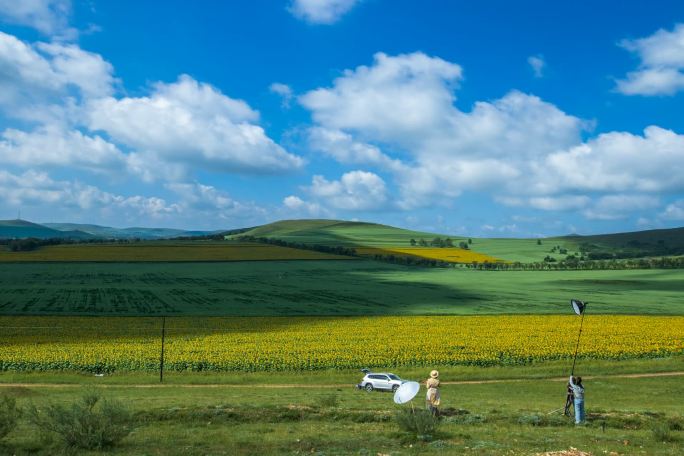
160,316,166,383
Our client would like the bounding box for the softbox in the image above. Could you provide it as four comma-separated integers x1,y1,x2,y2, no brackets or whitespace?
570,299,586,316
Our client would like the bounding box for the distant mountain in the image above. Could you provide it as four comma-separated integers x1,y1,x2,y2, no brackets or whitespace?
0,220,219,240
0,220,93,240
43,223,218,239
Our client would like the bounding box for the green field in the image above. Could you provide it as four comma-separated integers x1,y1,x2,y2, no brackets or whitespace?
1,362,682,455
1,261,684,316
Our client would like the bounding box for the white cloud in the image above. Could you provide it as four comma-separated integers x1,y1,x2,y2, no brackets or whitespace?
0,169,179,217
300,52,463,145
616,23,684,96
0,126,126,173
282,195,330,218
307,127,405,171
546,126,684,193
307,170,387,211
87,75,304,176
661,200,684,220
498,195,590,211
527,55,545,78
288,0,359,24
0,0,76,39
167,182,266,221
300,52,585,208
0,31,115,117
582,195,660,220
269,82,293,108
300,51,684,216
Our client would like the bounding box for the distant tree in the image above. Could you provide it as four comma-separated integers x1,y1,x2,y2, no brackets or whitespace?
468,238,472,244
537,239,542,245
459,241,470,250
445,238,453,247
410,238,417,246
418,238,428,247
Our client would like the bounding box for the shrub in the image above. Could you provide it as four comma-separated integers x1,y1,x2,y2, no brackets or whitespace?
26,392,133,450
517,413,543,426
0,395,21,441
395,408,440,441
652,422,679,443
315,394,339,408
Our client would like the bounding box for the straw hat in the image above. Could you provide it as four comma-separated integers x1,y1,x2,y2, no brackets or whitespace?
430,370,439,378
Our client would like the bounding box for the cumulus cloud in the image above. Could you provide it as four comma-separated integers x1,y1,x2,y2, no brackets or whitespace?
300,52,464,146
0,31,115,117
288,0,359,24
0,170,179,217
546,126,684,193
166,182,267,222
616,23,684,96
0,0,76,39
527,55,545,78
298,51,684,219
299,52,587,208
660,200,684,220
87,75,304,176
582,195,660,220
307,127,405,171
307,170,387,211
0,125,126,173
282,195,330,218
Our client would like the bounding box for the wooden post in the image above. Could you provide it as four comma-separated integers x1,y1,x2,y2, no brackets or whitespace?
160,316,166,383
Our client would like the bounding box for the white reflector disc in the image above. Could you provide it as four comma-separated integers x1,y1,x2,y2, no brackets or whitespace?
394,381,420,404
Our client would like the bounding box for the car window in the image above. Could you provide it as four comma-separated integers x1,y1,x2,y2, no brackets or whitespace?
388,374,400,380
368,375,382,380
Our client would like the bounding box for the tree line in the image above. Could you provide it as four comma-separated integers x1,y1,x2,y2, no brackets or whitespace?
409,237,472,249
235,235,357,256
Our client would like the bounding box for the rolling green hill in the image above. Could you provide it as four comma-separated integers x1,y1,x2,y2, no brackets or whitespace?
232,219,460,247
233,219,684,263
554,227,684,259
0,220,93,240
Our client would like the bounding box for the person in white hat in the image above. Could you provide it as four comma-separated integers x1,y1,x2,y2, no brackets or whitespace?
425,370,441,416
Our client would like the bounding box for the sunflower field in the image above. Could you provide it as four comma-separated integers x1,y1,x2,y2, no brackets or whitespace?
0,315,681,372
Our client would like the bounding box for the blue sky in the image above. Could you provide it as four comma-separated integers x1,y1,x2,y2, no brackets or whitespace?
1,0,684,236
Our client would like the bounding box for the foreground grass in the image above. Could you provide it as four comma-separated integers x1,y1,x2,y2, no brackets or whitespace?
1,373,681,455
1,356,682,385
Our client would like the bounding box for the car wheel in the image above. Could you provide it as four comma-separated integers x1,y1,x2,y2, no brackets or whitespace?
392,384,399,392
365,383,374,392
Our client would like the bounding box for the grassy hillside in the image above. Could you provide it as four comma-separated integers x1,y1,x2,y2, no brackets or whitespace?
236,219,684,263
0,219,92,240
234,219,452,247
555,227,684,259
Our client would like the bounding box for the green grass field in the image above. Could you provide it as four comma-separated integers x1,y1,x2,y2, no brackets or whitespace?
1,261,683,316
1,361,682,455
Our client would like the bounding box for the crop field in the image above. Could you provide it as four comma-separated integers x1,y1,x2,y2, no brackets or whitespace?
0,315,681,372
2,261,684,315
355,246,502,263
0,241,350,262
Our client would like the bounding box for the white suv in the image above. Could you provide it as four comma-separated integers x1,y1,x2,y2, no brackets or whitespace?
357,372,405,392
